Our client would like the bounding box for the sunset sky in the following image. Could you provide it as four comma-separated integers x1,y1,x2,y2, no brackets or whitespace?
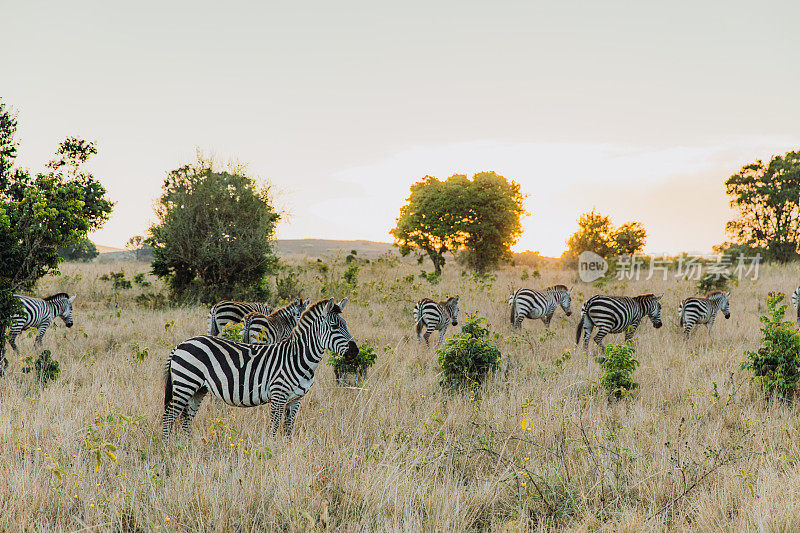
3,0,799,257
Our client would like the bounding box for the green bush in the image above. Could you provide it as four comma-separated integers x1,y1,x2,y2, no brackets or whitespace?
275,269,302,301
437,314,501,390
742,293,800,401
22,350,61,384
220,322,244,342
328,343,377,385
134,292,169,309
132,272,151,287
696,273,729,293
596,342,640,400
343,264,359,288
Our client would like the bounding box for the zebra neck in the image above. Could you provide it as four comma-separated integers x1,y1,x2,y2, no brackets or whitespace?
287,330,326,370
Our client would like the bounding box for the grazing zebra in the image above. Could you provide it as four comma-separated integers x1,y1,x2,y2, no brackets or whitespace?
678,291,731,339
413,296,460,347
793,287,800,323
208,300,273,335
242,298,310,344
6,293,76,354
509,285,573,329
163,298,357,440
576,293,663,352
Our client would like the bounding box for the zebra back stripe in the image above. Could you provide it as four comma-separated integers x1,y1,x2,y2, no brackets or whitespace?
509,285,572,328
208,300,273,335
242,298,308,344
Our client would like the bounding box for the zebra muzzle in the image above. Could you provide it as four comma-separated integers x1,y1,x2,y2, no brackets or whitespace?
345,341,359,357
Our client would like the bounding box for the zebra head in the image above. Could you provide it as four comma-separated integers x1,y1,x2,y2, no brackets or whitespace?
287,297,308,323
321,297,358,358
708,291,731,319
637,293,663,329
446,295,460,326
553,285,573,316
49,293,76,328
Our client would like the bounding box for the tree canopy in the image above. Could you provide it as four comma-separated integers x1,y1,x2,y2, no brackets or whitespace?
148,154,280,303
391,171,526,273
725,150,800,263
0,100,113,367
58,238,99,262
565,209,647,260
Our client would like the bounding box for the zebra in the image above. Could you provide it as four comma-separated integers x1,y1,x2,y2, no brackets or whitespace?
793,287,800,323
5,293,76,354
208,300,273,335
162,297,358,440
678,291,731,339
509,285,572,329
413,296,459,347
242,298,310,344
576,293,663,352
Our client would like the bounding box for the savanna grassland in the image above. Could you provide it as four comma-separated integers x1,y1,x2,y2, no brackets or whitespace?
3,255,800,532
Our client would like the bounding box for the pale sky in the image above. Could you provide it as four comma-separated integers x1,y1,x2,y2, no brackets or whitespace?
3,0,799,256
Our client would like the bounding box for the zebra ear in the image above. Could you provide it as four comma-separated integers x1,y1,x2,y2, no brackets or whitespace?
655,294,664,301
338,298,347,310
568,287,573,294
324,297,335,315
68,295,76,303
726,292,732,299
304,298,311,307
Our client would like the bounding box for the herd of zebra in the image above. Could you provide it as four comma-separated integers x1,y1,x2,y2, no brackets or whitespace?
4,285,800,441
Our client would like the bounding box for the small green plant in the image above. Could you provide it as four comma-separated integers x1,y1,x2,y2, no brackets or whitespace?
437,314,501,390
418,270,440,285
108,271,132,290
22,350,61,384
220,322,244,342
132,272,151,287
696,273,729,293
134,292,169,309
520,269,529,281
328,343,377,385
596,342,640,400
343,264,359,287
133,342,149,361
742,293,800,401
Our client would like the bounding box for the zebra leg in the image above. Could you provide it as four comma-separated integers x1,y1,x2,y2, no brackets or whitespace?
707,317,716,336
582,321,593,352
269,397,288,437
283,400,302,435
593,328,609,354
437,325,449,347
624,325,639,343
34,321,51,347
7,332,19,354
180,388,207,436
0,355,7,377
415,319,423,343
423,324,435,346
683,322,692,340
162,395,191,442
542,314,553,329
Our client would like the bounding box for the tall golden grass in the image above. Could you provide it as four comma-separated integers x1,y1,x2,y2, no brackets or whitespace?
2,257,800,531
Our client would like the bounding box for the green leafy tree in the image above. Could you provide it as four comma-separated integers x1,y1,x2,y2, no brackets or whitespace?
725,150,800,263
126,235,152,261
0,100,113,369
58,238,99,262
148,154,280,303
565,210,647,260
391,172,526,274
610,222,647,256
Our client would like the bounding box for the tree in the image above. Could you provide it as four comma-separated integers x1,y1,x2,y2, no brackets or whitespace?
0,100,113,370
148,154,280,303
610,222,647,256
725,150,800,263
58,238,99,262
565,210,647,260
391,172,526,274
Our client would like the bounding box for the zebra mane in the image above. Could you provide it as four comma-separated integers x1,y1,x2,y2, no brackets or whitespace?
705,290,727,299
44,292,70,302
548,284,568,292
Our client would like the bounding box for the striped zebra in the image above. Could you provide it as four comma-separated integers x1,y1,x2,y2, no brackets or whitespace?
678,291,731,339
163,298,357,440
6,293,76,353
509,285,572,329
208,300,273,335
576,293,663,352
413,296,459,347
793,287,800,323
242,298,310,344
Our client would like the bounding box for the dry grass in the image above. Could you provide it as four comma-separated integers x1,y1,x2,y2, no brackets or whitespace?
2,258,800,531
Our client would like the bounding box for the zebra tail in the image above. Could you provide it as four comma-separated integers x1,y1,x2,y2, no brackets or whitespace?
678,302,685,328
510,291,518,325
208,310,220,336
163,352,174,411
575,317,584,345
415,316,423,337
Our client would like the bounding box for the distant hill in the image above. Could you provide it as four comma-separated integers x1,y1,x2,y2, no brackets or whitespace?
96,244,126,254
275,239,396,259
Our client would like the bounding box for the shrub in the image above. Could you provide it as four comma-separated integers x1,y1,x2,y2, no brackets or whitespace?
134,292,169,309
437,314,501,390
596,342,639,400
132,273,151,287
418,270,440,285
742,293,800,401
107,271,132,290
275,269,302,301
328,343,377,385
343,265,359,287
220,322,244,342
22,350,61,384
696,273,729,293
